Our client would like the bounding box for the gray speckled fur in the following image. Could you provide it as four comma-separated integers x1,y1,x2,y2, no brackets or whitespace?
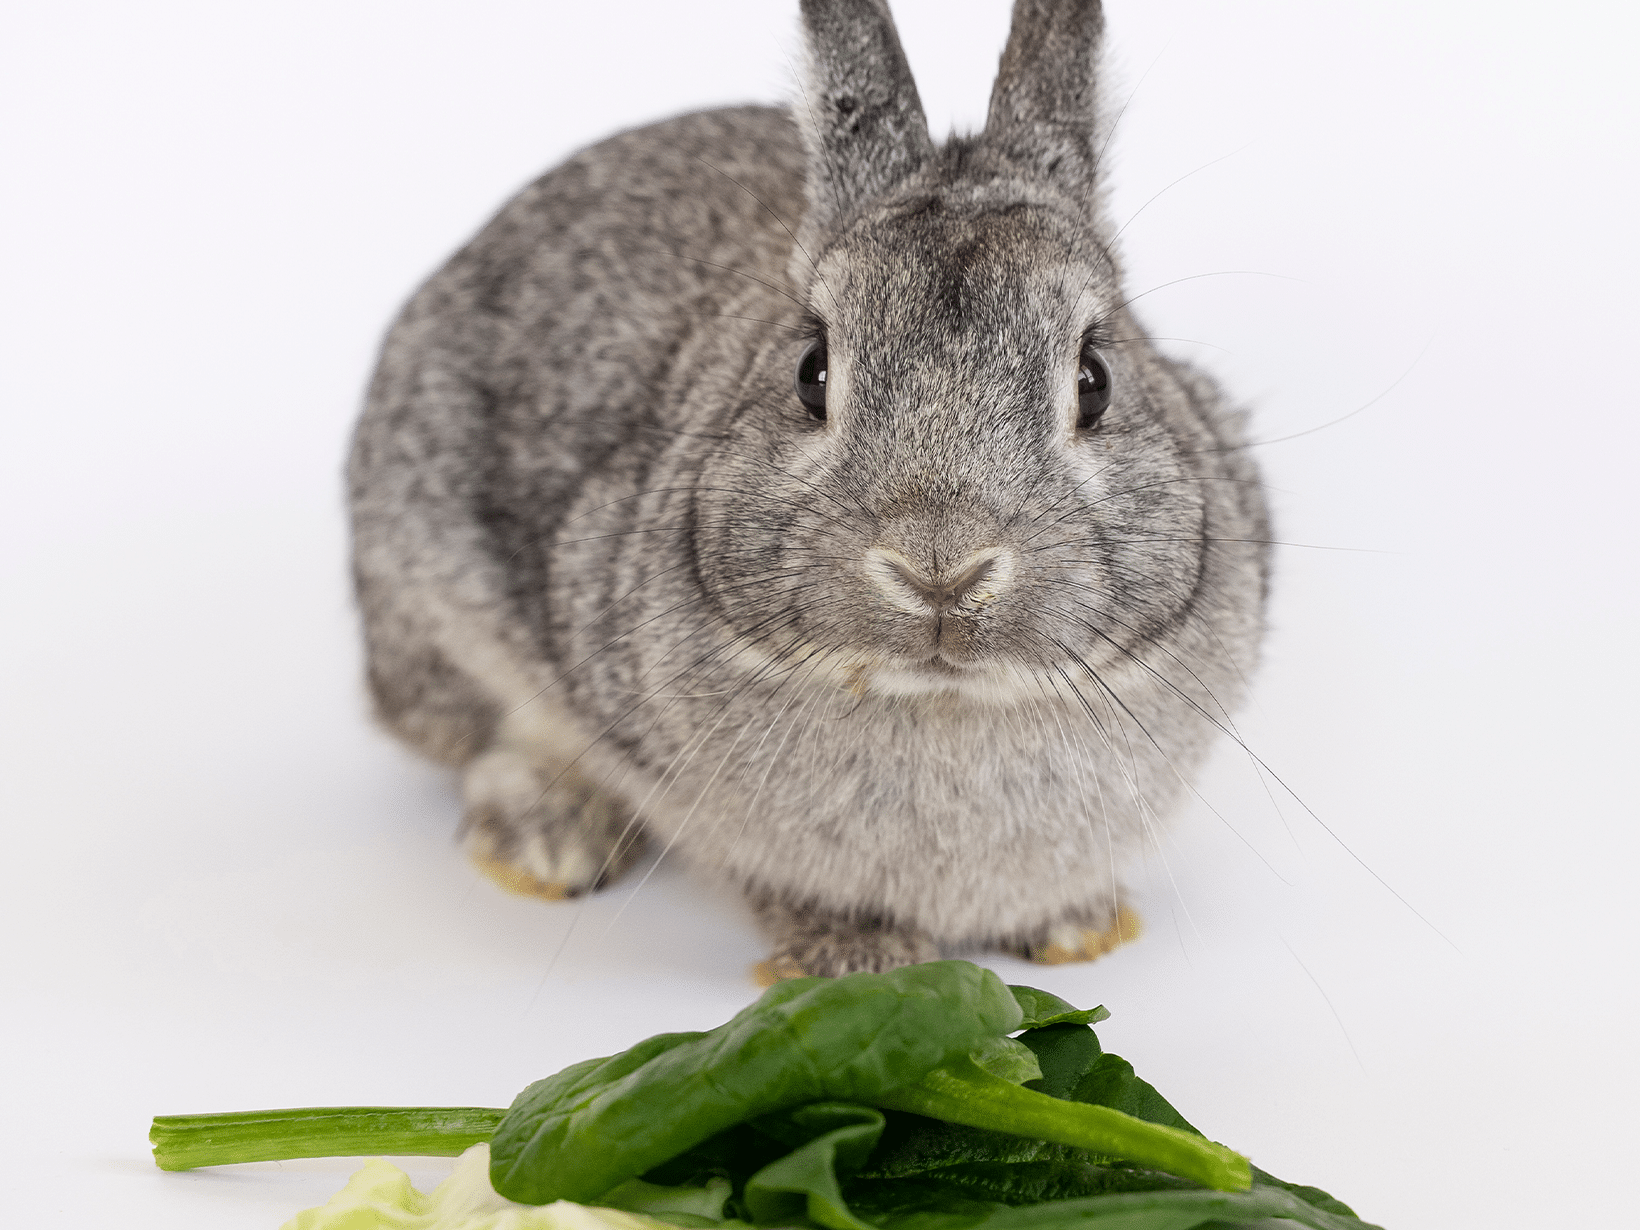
349,0,1270,975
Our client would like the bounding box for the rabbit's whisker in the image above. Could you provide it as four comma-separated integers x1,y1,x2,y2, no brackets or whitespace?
1048,598,1434,916
562,479,868,534
1110,144,1251,246
611,620,865,910
691,155,840,316
1046,536,1383,555
1049,659,1252,931
1096,269,1304,325
646,246,810,312
1100,334,1231,354
1196,337,1433,453
1033,672,1123,940
499,556,826,735
697,312,808,332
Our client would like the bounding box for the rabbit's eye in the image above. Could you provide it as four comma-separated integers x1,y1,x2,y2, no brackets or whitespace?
795,340,828,420
1076,344,1111,431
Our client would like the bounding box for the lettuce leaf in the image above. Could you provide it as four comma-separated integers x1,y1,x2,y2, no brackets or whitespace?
282,1145,716,1230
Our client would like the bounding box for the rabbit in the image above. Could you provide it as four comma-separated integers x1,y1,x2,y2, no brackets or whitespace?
348,0,1270,980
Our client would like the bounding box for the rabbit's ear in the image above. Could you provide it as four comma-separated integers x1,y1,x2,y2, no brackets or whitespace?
980,0,1106,198
794,0,933,234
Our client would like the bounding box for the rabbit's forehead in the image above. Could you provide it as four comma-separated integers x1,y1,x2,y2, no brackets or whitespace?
817,206,1119,353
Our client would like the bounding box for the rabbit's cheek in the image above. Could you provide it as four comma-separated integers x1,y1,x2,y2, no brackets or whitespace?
1061,444,1120,496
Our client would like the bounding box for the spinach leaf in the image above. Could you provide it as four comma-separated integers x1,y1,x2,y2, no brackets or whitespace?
741,1104,886,1230
970,1037,1045,1086
1050,1043,1362,1222
875,1059,1249,1192
852,1021,1116,1184
861,1184,1381,1230
854,1019,1375,1229
596,1174,736,1225
1009,987,1112,1030
602,980,1249,1205
642,1120,799,1195
848,1159,1198,1209
490,961,1021,1204
1019,1024,1105,1101
150,966,1375,1228
1064,1053,1200,1136
857,1111,1076,1180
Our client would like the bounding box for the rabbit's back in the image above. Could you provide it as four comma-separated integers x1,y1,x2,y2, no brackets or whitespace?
350,106,805,763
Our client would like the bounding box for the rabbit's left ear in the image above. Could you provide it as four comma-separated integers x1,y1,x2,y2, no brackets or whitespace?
980,0,1107,199
794,0,934,236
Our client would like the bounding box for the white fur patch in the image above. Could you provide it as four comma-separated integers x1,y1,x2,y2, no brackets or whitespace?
462,750,605,888
462,748,541,812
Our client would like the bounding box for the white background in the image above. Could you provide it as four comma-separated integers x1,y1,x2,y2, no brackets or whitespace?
4,1,1637,1226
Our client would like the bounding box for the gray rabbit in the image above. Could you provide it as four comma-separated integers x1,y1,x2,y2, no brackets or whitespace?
349,0,1269,979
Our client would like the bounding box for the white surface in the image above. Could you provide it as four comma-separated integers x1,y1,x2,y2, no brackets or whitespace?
3,1,1637,1226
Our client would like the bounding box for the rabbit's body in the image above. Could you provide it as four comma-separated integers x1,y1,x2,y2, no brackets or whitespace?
351,1,1270,976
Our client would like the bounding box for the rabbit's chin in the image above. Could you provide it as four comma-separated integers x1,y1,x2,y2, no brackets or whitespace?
847,655,1044,705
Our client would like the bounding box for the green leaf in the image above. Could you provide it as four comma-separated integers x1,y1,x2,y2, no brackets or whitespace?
1062,1052,1363,1222
856,1112,1072,1181
641,1121,797,1194
970,1037,1045,1086
857,1030,1170,1185
848,1160,1197,1209
741,1104,886,1230
1017,1025,1104,1102
861,1183,1382,1230
490,961,1022,1205
1067,1054,1201,1137
876,1061,1251,1193
1008,987,1112,1030
1246,1167,1363,1222
595,1175,734,1223
151,960,1376,1228
863,1026,1371,1226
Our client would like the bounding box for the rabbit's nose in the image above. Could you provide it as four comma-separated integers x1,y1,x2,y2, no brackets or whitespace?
863,546,1016,616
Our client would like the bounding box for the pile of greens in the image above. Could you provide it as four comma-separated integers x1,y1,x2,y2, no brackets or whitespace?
152,961,1379,1230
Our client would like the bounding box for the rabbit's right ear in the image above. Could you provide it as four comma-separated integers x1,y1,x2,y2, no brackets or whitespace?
794,0,933,237
980,0,1107,203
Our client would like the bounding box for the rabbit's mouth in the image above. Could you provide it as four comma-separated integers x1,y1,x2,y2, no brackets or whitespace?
856,653,1042,704
893,653,971,682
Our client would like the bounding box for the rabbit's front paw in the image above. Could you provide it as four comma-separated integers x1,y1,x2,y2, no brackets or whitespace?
750,895,938,983
1011,906,1143,965
461,749,645,900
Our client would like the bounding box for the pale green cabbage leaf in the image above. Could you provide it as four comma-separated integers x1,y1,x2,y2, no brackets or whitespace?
282,1144,705,1230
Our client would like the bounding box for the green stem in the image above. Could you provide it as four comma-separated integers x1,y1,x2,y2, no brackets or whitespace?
877,1060,1252,1193
150,1106,506,1171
